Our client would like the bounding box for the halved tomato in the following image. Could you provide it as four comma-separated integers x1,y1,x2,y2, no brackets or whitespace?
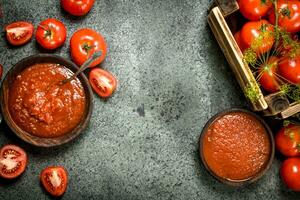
40,166,68,197
89,68,117,98
5,21,34,46
0,144,28,179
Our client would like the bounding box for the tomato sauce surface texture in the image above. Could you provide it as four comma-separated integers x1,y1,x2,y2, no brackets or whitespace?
202,112,271,181
9,63,86,138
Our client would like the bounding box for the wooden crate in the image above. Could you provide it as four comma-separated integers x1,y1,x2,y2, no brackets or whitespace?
207,0,300,119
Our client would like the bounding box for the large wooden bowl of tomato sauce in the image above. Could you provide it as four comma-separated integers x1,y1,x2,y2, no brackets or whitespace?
0,54,93,147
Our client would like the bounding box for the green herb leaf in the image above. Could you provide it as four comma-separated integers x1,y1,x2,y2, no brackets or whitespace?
244,82,261,103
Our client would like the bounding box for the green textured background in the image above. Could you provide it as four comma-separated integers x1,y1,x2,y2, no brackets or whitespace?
0,0,298,199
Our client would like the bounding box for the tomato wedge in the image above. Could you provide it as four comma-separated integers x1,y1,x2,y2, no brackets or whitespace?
40,166,68,197
0,144,28,179
89,68,117,98
5,21,34,46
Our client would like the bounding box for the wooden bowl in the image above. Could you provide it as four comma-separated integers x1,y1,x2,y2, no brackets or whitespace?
0,54,93,147
199,108,275,187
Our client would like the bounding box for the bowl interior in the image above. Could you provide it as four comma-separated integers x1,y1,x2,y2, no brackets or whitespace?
0,54,93,147
199,108,275,187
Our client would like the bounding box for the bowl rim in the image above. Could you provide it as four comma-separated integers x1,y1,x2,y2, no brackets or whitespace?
199,108,275,187
0,54,94,147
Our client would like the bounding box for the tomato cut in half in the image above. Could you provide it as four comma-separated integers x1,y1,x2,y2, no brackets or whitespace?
36,18,67,50
237,0,272,21
89,68,117,98
0,144,28,179
269,0,300,33
281,157,300,191
70,28,107,67
275,124,300,157
258,56,280,93
5,21,34,46
40,166,68,197
61,0,95,16
278,55,300,84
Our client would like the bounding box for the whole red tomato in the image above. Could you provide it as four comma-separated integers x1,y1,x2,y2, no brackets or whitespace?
281,158,300,191
258,56,280,93
275,124,300,157
269,0,300,33
278,55,300,84
238,0,272,20
5,21,34,46
89,68,117,98
240,20,274,55
36,18,67,50
70,28,107,67
61,0,95,16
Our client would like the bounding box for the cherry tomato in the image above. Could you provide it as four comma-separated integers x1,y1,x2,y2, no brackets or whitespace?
278,55,300,84
234,31,246,52
40,166,68,197
61,0,95,16
240,20,274,55
276,124,300,157
281,157,300,191
5,21,34,46
70,28,107,67
238,0,272,21
0,144,28,179
36,18,67,50
258,56,280,93
269,0,300,33
89,68,117,98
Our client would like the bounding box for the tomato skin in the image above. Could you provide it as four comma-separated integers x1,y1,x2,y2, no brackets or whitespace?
40,166,68,197
281,158,300,191
234,31,246,52
0,144,28,179
5,21,34,46
70,28,107,67
89,68,117,98
278,56,300,84
36,18,67,50
258,56,280,93
61,0,95,16
269,0,300,33
238,0,272,21
275,125,300,157
0,64,3,80
240,20,274,55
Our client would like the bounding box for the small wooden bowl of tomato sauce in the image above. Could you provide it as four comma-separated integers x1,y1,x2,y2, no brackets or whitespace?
199,108,274,187
0,54,93,147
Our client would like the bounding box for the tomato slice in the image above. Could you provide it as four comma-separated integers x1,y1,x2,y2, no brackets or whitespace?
0,144,28,179
5,21,34,46
40,166,68,197
89,68,117,98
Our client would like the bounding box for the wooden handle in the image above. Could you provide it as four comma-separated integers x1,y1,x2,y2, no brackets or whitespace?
207,7,268,111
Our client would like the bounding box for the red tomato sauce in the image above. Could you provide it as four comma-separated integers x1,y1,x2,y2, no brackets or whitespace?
202,112,271,181
9,63,86,138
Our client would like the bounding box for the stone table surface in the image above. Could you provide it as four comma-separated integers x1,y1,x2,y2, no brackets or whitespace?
0,0,298,199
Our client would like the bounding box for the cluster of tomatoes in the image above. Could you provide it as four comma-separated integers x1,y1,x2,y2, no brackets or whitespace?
4,0,117,98
235,0,300,93
0,144,67,196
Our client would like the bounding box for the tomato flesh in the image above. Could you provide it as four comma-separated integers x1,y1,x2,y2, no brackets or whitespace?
278,56,300,84
258,56,280,93
281,158,300,191
5,21,34,46
276,124,300,157
36,18,67,50
240,20,274,55
40,166,68,197
70,28,107,67
269,0,300,33
61,0,95,16
0,145,27,179
89,68,117,98
238,0,272,21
